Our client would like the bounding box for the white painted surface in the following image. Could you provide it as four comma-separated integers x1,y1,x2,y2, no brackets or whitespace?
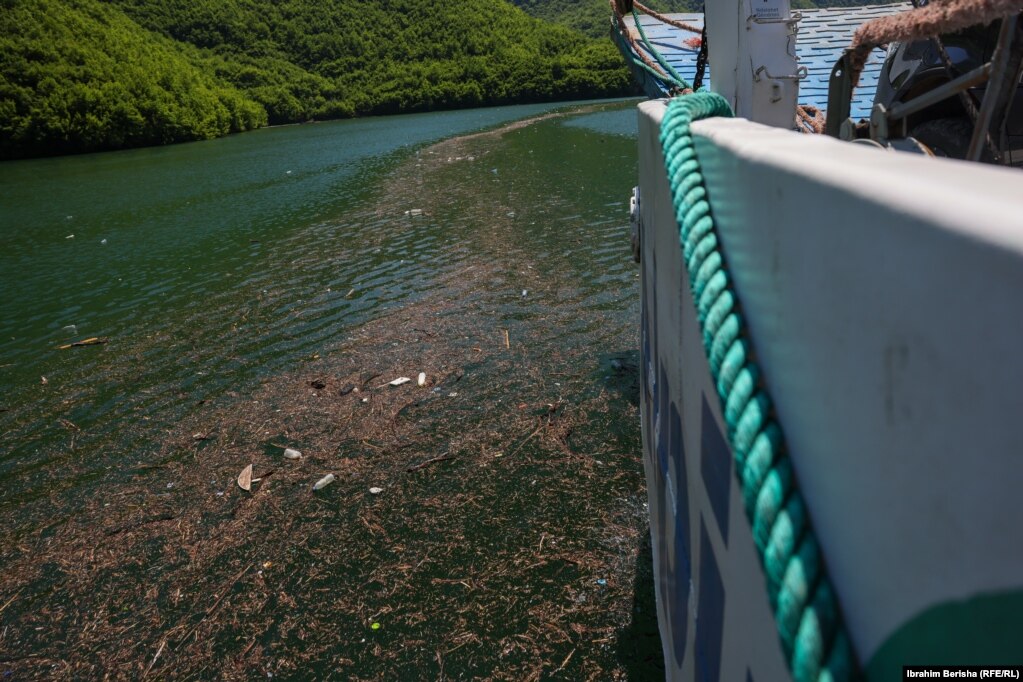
639,102,793,682
704,0,799,129
639,98,1023,665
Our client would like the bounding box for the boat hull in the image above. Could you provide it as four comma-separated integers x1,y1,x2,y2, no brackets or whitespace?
636,99,1023,681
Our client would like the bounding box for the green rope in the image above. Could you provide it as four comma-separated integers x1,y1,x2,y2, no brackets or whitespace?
610,14,673,91
658,92,858,682
630,9,692,91
629,47,689,91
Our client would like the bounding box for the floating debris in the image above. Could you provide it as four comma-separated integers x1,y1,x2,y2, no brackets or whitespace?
40,376,48,386
65,234,74,239
0,108,655,679
237,464,253,492
404,208,423,217
369,487,383,495
417,372,426,386
283,448,302,460
407,454,454,472
100,239,107,245
57,337,108,350
389,377,411,386
312,473,335,491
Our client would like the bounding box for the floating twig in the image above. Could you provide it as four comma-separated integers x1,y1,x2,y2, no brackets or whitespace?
57,337,108,350
554,647,576,674
406,454,455,472
0,588,24,616
507,423,544,458
104,512,178,537
143,639,166,677
175,564,252,649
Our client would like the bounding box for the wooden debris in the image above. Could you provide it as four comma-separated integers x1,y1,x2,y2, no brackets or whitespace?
57,337,109,350
406,454,455,472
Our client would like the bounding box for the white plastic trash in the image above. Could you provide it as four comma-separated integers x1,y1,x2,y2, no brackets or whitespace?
313,474,335,491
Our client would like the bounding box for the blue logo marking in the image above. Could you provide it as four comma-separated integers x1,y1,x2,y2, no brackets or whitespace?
696,518,726,682
700,394,732,545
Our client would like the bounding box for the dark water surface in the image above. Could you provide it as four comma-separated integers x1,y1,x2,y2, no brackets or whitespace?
0,100,660,679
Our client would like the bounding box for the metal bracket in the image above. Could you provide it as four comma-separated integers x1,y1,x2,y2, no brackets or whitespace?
629,187,642,264
886,62,992,122
870,103,891,145
747,11,802,58
753,65,808,82
746,12,802,30
839,118,858,141
966,14,1022,163
825,51,855,137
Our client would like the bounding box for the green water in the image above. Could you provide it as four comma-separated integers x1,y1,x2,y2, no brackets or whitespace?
0,100,657,678
0,102,631,497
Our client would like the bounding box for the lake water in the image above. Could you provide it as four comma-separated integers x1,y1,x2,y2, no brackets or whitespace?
0,100,662,679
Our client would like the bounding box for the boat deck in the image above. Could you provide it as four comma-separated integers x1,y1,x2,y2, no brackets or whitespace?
616,3,909,120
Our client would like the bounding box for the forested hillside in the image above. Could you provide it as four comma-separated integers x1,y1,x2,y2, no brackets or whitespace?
1,0,632,159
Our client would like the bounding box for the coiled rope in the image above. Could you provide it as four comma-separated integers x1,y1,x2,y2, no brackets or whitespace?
797,104,826,134
658,91,857,682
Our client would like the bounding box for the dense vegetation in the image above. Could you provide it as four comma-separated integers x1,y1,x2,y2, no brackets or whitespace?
0,0,268,158
1,0,633,158
0,0,904,159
